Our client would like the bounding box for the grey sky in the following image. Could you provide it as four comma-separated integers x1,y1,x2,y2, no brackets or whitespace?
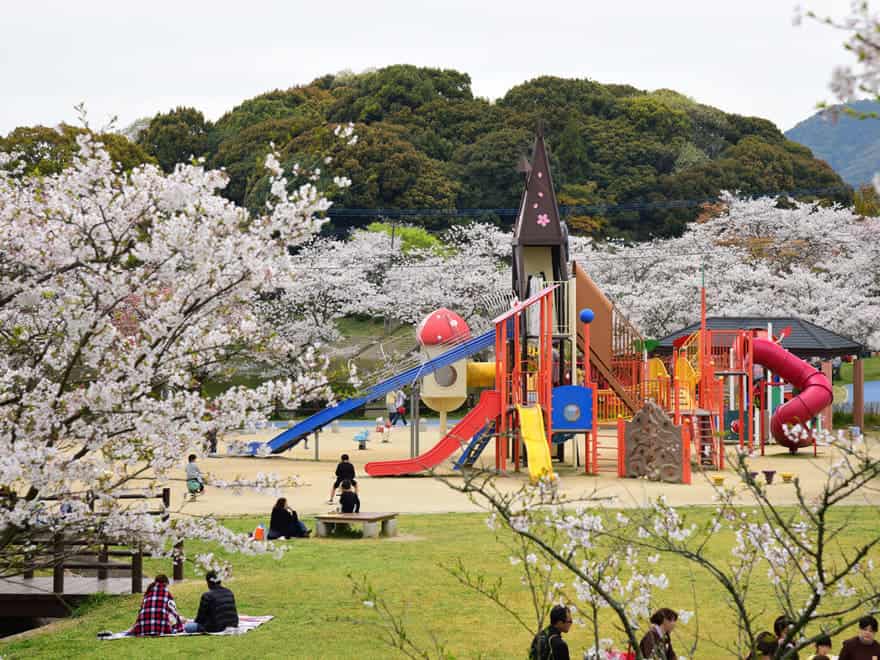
0,0,857,136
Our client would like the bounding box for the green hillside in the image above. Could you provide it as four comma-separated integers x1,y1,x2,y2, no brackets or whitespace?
3,66,851,240
786,99,880,188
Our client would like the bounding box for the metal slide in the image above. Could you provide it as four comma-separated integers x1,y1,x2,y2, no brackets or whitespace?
261,329,496,454
364,390,501,476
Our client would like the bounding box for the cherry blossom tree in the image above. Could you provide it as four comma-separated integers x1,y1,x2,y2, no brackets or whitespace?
353,427,880,659
0,131,350,576
382,222,512,327
570,195,880,349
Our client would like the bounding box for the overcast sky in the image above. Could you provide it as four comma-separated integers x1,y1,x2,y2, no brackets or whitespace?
0,1,859,136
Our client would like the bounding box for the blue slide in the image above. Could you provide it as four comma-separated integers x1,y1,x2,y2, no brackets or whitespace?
258,329,496,454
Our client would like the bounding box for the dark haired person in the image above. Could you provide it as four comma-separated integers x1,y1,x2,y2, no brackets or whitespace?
640,608,678,659
328,453,357,503
529,605,573,659
339,480,360,513
184,571,239,633
185,454,205,496
839,615,880,660
268,497,310,538
128,574,184,636
808,634,836,660
748,631,779,660
774,615,800,660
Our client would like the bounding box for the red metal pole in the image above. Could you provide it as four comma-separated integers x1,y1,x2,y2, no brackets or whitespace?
747,334,754,454
682,421,692,485
759,380,766,456
617,415,625,477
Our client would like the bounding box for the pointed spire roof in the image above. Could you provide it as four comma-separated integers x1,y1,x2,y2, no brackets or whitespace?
512,130,564,246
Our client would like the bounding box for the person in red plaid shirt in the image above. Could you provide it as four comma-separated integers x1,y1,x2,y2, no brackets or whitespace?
128,574,185,636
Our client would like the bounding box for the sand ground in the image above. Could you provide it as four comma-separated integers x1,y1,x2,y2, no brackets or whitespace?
166,423,880,518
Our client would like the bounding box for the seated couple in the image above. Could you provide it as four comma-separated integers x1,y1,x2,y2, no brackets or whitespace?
129,571,238,636
269,498,310,539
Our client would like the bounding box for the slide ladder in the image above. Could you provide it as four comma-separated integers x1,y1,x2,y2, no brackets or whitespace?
259,329,496,454
453,423,495,470
692,411,720,470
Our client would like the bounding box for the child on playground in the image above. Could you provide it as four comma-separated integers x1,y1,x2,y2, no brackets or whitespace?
339,480,360,513
186,454,205,496
328,453,357,503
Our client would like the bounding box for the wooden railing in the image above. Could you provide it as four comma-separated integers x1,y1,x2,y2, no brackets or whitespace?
21,487,184,594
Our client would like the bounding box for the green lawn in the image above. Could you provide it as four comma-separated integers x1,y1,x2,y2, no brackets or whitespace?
3,510,878,659
837,355,880,384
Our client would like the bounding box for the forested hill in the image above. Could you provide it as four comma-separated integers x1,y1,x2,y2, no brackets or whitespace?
785,99,880,188
3,66,850,240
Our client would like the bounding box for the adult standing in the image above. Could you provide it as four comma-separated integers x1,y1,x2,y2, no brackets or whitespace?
393,388,408,426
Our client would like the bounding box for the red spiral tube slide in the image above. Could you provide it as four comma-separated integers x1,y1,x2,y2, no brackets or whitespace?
752,338,833,450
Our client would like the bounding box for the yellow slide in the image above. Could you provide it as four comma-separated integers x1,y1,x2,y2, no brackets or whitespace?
516,405,556,482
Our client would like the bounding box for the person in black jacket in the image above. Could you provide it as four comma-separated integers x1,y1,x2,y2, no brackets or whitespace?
268,497,309,539
339,480,360,513
184,571,238,633
529,605,572,659
328,453,357,503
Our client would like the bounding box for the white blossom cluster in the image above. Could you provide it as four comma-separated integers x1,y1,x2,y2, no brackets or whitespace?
570,194,880,349
0,134,342,569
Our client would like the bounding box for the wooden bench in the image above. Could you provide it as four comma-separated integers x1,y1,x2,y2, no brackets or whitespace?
314,513,398,538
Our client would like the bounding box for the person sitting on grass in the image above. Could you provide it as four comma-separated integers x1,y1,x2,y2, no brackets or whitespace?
839,615,880,660
184,571,238,634
339,479,360,513
128,574,184,636
640,608,678,659
529,604,573,660
268,497,310,539
328,453,356,504
186,454,205,496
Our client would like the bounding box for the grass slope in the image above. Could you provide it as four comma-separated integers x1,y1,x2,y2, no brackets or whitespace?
3,509,879,659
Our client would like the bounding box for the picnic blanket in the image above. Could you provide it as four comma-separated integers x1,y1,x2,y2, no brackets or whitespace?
99,614,273,640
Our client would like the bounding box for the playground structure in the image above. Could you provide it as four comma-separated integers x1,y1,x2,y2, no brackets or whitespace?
255,127,845,481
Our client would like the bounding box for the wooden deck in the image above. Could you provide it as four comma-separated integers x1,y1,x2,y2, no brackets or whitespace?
0,575,142,618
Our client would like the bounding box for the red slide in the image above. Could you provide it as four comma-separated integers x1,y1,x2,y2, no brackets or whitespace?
752,338,833,450
365,390,502,477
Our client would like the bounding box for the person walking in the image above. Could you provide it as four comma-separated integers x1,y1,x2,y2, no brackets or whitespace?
393,389,408,426
529,605,573,659
639,608,678,659
839,615,880,660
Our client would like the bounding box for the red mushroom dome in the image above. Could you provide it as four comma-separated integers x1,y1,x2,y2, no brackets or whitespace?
417,308,471,346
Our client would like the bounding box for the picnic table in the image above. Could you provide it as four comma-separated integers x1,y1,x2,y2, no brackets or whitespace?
314,512,398,538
